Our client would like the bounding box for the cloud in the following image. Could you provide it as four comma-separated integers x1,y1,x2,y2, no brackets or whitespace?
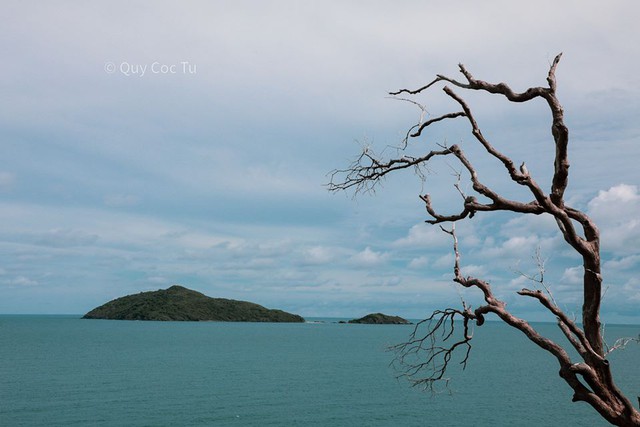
561,266,583,285
603,255,640,271
482,235,545,260
393,223,450,248
589,184,639,208
408,256,429,269
506,275,530,291
349,247,389,267
5,276,38,287
433,253,454,269
33,228,100,248
460,264,488,277
300,246,335,265
588,184,640,255
622,278,640,302
500,214,558,237
173,232,237,251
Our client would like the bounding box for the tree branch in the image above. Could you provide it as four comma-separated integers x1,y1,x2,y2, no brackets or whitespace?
332,55,640,426
389,307,475,391
327,146,452,194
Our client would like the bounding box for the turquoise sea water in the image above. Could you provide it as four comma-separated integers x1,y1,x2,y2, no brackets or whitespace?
0,316,638,426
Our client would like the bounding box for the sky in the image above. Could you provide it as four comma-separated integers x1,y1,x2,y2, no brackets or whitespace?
1,1,640,323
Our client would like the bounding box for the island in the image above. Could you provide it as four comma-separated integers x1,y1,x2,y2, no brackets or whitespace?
82,285,305,322
348,313,411,325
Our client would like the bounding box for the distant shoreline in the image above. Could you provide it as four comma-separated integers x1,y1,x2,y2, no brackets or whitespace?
2,314,640,328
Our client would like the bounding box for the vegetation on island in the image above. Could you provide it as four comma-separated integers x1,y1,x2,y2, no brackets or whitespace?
82,285,305,322
348,313,411,325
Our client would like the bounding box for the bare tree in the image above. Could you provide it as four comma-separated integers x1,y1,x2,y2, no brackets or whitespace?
329,54,640,426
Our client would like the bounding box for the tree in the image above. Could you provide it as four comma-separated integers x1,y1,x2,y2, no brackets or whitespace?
328,54,640,426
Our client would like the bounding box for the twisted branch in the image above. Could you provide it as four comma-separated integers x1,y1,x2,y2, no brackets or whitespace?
331,55,640,426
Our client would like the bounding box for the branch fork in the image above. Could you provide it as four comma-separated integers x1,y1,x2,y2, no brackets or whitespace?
330,54,640,426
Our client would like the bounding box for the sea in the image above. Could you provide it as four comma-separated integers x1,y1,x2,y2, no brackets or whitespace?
0,316,638,427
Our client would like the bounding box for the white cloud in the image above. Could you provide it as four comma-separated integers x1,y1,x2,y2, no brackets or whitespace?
360,275,403,288
433,253,454,269
589,184,639,207
301,246,335,265
35,228,99,248
244,257,276,269
561,266,583,285
408,256,429,269
588,184,640,255
350,247,388,267
7,276,38,286
174,233,234,251
481,234,558,262
460,264,488,278
507,275,530,291
482,235,538,258
393,223,450,248
603,255,640,272
622,278,640,302
500,214,558,237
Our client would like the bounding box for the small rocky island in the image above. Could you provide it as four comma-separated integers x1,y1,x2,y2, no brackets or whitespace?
348,313,411,325
83,285,305,322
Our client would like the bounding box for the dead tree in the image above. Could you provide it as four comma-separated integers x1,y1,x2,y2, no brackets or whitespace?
328,54,640,426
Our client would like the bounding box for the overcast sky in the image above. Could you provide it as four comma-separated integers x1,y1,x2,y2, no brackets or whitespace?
1,1,639,323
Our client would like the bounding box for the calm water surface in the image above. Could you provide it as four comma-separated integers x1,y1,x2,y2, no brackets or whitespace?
1,316,638,426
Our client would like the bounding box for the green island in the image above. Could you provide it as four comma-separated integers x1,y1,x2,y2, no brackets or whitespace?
347,313,411,325
82,285,305,322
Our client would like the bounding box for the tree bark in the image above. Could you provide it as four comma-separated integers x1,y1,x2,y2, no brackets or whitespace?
330,54,640,426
